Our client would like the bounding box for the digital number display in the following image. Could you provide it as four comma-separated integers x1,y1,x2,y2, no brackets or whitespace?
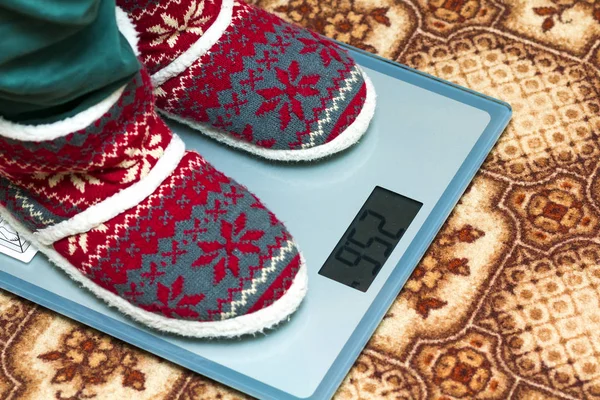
318,186,422,292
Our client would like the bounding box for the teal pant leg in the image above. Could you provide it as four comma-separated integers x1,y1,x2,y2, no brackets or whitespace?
0,0,140,123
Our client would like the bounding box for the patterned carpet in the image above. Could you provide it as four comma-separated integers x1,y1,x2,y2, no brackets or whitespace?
2,0,600,398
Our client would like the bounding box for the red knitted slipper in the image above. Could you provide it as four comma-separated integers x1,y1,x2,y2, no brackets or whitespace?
0,69,307,338
116,0,376,161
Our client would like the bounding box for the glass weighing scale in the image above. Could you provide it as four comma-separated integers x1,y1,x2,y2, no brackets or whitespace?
0,46,511,400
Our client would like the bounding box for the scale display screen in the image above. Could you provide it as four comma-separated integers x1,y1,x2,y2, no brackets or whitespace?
319,186,422,292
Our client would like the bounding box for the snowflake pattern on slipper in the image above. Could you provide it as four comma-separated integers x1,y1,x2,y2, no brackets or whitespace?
117,0,376,161
0,69,307,338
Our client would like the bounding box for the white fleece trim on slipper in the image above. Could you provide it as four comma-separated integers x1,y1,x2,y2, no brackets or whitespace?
159,67,377,162
151,0,235,87
0,8,137,143
0,205,308,338
0,85,126,142
33,134,186,246
115,6,140,56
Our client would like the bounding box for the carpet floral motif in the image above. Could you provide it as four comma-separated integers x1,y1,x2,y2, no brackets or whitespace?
412,329,514,398
268,0,390,53
38,329,146,398
531,0,600,32
404,224,485,318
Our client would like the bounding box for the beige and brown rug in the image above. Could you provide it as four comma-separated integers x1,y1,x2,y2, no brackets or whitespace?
2,0,600,398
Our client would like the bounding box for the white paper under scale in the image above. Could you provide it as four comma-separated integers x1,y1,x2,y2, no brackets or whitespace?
0,217,38,263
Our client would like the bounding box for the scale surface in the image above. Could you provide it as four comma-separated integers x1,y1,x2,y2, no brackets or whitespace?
0,48,511,400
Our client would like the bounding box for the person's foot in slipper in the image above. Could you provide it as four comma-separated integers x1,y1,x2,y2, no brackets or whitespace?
115,0,376,161
0,68,307,338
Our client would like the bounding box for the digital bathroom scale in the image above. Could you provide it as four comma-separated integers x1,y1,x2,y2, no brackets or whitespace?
0,47,511,400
